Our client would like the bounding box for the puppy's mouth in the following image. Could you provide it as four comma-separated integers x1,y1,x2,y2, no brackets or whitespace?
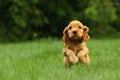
70,34,82,40
72,35,81,39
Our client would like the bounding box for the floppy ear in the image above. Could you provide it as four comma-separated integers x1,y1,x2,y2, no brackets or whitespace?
62,27,68,43
82,26,90,42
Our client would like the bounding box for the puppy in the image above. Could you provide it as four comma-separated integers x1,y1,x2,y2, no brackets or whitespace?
62,20,90,66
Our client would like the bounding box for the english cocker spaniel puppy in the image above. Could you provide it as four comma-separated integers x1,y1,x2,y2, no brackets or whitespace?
62,20,90,66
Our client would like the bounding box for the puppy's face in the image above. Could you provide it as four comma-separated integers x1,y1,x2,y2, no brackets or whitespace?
67,21,84,39
63,20,90,42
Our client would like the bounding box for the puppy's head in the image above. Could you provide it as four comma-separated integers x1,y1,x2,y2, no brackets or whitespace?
62,20,90,42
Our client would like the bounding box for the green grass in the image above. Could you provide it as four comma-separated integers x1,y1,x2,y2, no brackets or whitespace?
0,38,120,80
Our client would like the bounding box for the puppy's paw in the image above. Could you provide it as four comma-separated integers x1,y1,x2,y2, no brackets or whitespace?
69,56,78,64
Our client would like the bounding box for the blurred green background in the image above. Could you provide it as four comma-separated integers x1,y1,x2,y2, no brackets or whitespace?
0,0,120,42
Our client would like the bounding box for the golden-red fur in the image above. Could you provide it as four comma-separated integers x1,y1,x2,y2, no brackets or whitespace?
62,20,90,66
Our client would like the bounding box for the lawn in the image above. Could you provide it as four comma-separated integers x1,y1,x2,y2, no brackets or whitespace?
0,38,120,80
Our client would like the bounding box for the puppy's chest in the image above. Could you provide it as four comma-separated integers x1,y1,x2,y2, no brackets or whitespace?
68,44,82,54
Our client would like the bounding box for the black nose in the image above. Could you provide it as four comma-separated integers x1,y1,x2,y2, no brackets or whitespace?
73,31,77,34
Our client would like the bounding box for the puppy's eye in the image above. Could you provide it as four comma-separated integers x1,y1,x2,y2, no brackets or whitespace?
79,26,82,29
69,26,72,29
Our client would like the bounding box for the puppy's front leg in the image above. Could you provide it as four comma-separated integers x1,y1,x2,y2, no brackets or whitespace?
63,48,78,64
77,48,90,65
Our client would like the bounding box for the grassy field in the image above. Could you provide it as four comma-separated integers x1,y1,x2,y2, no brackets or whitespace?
0,38,120,80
